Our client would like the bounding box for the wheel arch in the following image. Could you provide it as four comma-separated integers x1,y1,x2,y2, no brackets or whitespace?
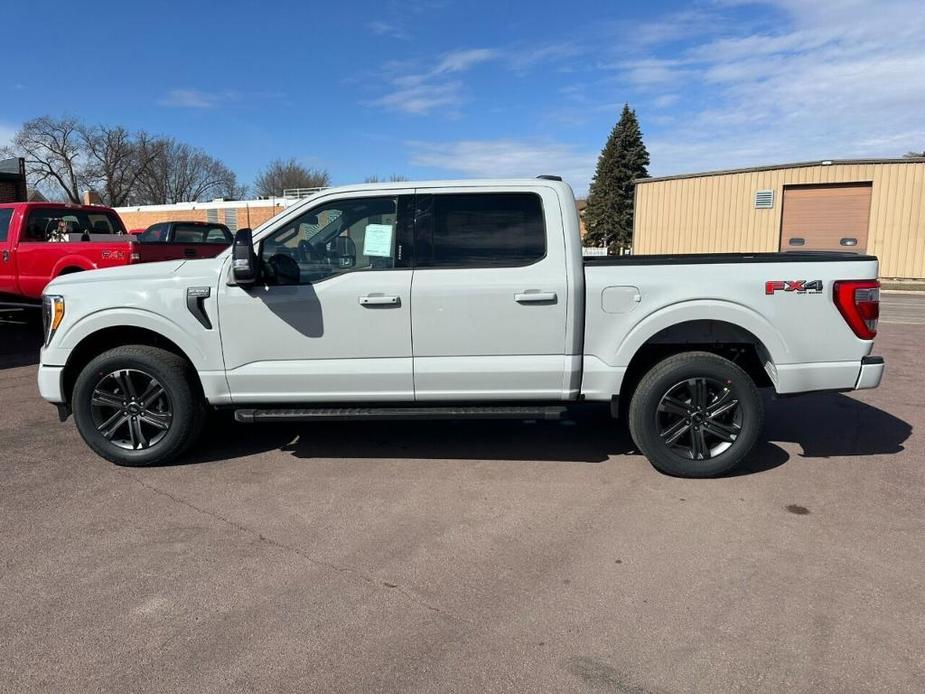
51,255,95,277
614,300,788,368
616,311,783,412
61,325,204,405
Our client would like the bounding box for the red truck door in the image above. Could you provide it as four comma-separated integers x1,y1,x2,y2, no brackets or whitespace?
0,206,19,297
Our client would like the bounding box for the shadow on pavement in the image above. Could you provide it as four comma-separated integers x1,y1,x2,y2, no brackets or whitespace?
0,310,42,370
183,391,911,473
1,315,909,473
763,391,912,458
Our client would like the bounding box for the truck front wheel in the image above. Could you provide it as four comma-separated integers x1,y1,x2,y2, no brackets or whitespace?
72,345,205,467
628,351,763,478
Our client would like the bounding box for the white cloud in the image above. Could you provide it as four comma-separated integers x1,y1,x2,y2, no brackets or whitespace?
652,94,679,108
373,80,464,115
367,20,410,40
158,88,235,109
433,48,498,74
366,43,582,116
407,139,597,193
370,48,498,115
624,0,925,174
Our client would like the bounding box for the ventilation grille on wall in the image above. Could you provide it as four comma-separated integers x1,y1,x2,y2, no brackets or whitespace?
754,189,774,209
206,208,219,223
225,208,238,232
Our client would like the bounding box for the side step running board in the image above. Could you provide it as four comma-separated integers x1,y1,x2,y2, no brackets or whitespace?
234,405,567,423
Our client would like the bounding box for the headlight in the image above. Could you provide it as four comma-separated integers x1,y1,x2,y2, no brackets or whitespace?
42,295,65,346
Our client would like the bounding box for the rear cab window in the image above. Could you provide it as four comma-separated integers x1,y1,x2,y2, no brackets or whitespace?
0,208,13,243
414,192,546,268
23,207,126,242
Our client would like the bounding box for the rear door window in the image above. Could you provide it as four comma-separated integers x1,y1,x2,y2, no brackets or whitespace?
414,193,546,268
173,224,232,243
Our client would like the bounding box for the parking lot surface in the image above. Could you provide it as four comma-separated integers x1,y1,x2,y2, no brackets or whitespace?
1,297,923,693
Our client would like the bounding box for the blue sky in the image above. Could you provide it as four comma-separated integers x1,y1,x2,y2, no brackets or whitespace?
2,0,924,196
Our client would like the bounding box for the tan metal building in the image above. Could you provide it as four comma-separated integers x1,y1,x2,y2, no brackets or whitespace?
633,158,925,279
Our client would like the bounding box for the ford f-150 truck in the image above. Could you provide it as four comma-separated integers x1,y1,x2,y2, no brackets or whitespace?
0,202,222,307
37,178,884,477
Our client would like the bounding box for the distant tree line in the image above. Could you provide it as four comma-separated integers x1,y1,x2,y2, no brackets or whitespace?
254,158,330,197
1,116,246,205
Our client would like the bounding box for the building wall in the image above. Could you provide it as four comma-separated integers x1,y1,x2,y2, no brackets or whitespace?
116,200,298,233
0,179,21,203
633,161,925,279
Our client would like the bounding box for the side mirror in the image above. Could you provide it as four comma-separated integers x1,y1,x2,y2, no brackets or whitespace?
231,228,259,284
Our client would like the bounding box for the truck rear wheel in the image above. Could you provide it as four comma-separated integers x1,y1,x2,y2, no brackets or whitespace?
628,351,763,478
72,345,205,467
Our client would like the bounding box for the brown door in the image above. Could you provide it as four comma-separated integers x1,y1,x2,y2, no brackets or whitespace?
780,183,872,252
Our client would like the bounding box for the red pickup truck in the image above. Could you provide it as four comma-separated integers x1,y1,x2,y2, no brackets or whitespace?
0,203,224,307
132,221,233,262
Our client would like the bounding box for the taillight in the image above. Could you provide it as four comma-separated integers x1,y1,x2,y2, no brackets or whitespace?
833,280,879,340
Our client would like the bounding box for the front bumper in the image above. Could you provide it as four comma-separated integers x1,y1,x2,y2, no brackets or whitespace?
37,365,65,403
855,356,884,390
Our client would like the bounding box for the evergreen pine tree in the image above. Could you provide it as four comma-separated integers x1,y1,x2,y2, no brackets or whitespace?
584,104,650,253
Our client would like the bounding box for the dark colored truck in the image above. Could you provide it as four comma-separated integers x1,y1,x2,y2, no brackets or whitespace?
133,221,233,262
0,202,221,307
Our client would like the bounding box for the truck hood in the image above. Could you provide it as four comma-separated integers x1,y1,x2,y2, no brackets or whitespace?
46,260,190,290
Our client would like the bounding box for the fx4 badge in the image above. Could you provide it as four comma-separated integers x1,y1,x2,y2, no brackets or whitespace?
765,280,823,295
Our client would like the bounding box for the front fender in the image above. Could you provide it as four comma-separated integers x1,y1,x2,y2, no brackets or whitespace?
55,307,216,371
613,299,790,367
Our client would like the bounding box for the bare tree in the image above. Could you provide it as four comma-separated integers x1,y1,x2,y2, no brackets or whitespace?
80,125,159,206
364,174,409,183
136,138,243,204
255,158,330,197
2,116,86,203
903,150,925,158
4,115,245,205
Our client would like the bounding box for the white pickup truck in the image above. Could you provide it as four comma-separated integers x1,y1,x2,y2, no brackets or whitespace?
37,177,884,477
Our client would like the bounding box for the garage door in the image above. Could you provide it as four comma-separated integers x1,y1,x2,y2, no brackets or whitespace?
780,183,872,252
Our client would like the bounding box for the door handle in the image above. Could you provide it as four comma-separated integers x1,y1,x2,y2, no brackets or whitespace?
359,294,401,306
1,250,9,263
515,291,557,303
184,248,197,258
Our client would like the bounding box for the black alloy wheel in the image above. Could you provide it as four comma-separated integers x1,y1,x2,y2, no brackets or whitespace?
72,345,205,466
655,377,742,460
628,351,763,477
89,368,173,450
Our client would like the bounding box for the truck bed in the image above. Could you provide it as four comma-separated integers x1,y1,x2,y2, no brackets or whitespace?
584,251,877,266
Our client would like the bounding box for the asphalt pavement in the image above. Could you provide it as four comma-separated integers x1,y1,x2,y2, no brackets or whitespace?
1,302,923,693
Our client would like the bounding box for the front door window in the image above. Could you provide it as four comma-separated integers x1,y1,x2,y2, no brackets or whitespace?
260,197,400,285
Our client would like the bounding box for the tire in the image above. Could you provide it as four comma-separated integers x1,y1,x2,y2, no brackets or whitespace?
628,351,763,478
72,345,205,466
